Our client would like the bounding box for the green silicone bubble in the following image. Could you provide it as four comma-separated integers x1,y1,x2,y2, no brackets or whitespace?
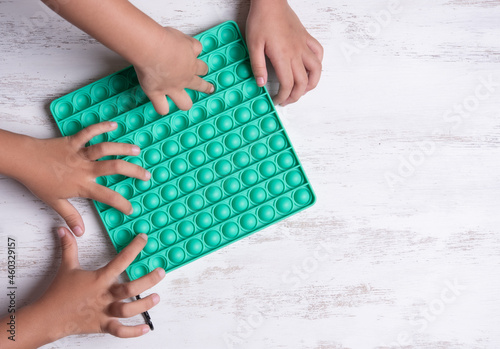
171,158,188,175
201,34,218,52
205,186,223,203
179,176,196,193
56,101,73,119
231,195,249,212
178,221,195,237
242,125,260,142
127,113,144,130
172,114,189,131
209,98,225,115
116,184,134,200
131,264,149,279
114,229,133,246
189,150,206,167
294,188,312,206
268,179,285,196
162,140,179,157
260,116,278,133
218,71,235,88
198,123,216,140
214,204,231,221
143,193,160,210
278,152,295,169
241,169,258,186
180,132,198,149
204,230,221,247
216,115,233,132
196,212,213,229
223,177,240,194
224,133,242,150
197,168,214,185
161,185,178,202
152,166,169,183
207,141,224,159
133,219,150,234
190,106,207,123
135,131,153,148
186,238,203,256
152,211,168,228
105,209,123,228
232,151,250,168
285,170,303,187
73,92,91,111
145,148,161,165
251,143,268,160
209,54,226,72
144,237,159,254
222,222,239,239
249,187,267,204
150,256,167,270
218,26,237,44
259,161,276,178
160,229,177,246
63,120,82,135
258,205,275,222
215,160,232,177
269,134,287,151
90,84,109,102
170,203,186,220
153,123,170,140
187,194,205,211
234,107,251,124
240,214,257,231
82,111,99,127
276,197,293,214
236,62,252,80
168,247,185,264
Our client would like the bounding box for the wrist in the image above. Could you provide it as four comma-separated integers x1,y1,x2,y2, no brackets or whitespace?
0,130,38,182
250,0,288,10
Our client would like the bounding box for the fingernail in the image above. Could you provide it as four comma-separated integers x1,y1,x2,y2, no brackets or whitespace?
132,145,140,155
209,85,215,93
257,77,265,86
138,233,148,241
157,268,166,278
57,227,66,238
73,226,83,236
142,326,150,334
145,171,151,180
152,294,160,304
109,121,117,128
128,206,134,215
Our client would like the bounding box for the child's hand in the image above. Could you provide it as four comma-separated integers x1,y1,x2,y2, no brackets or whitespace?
42,0,213,116
0,230,164,348
0,122,150,236
246,0,324,106
134,27,214,115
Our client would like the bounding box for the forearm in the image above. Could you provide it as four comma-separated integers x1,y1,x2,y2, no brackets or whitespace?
0,303,61,348
250,0,287,9
0,129,37,182
41,0,165,66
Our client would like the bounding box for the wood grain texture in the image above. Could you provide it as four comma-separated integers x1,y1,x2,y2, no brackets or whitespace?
1,0,500,348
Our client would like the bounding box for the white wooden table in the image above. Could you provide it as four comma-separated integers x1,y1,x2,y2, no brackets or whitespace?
1,0,500,348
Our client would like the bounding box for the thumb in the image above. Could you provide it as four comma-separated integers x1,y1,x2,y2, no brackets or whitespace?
57,227,80,270
52,199,85,237
249,43,268,87
148,91,170,116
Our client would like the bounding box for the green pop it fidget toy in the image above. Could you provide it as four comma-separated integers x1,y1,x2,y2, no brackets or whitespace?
50,21,316,280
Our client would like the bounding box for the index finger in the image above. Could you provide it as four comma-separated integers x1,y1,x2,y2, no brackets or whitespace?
72,121,117,146
103,234,148,277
